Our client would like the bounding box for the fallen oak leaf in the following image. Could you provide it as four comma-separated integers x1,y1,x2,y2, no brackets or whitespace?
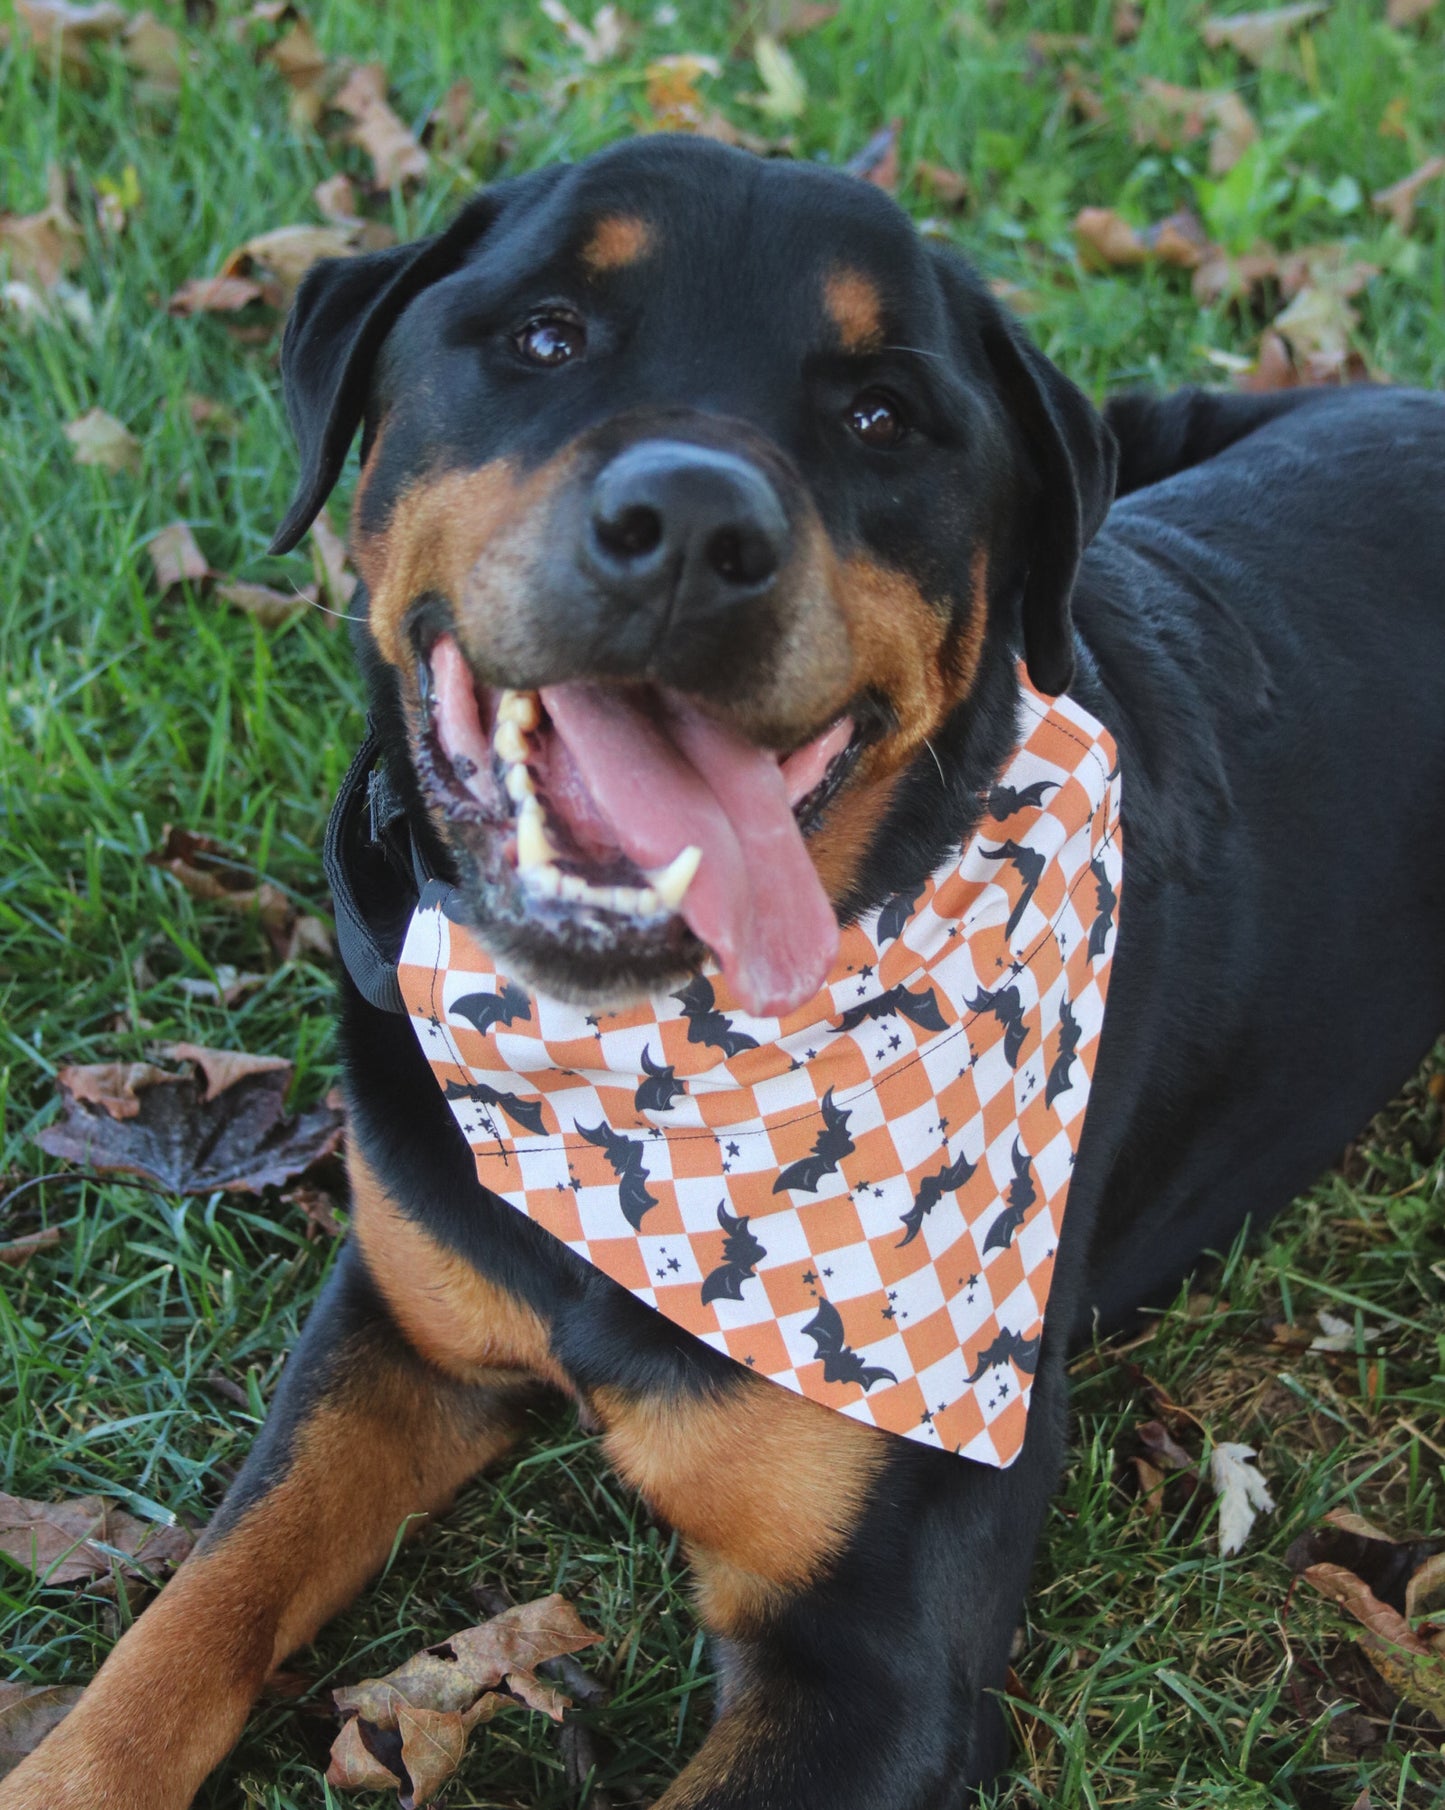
0,1683,85,1778
221,222,358,300
121,10,184,90
63,407,140,474
643,53,721,132
13,0,125,81
1075,206,1210,272
326,1716,404,1793
0,1493,192,1586
146,824,299,955
47,1060,175,1119
167,273,265,316
1131,77,1258,177
0,165,84,288
0,1228,63,1266
218,578,315,627
1301,1561,1445,1720
333,64,429,193
1199,2,1328,68
147,520,211,591
1209,1441,1274,1556
36,1047,344,1196
539,0,627,66
1286,1509,1445,1615
1372,155,1445,234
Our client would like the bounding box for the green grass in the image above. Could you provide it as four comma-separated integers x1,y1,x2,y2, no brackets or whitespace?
2,0,1443,1805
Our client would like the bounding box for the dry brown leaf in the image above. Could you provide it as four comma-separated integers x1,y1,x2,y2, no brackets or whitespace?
0,1683,85,1777
0,1228,63,1266
1386,0,1437,22
1237,326,1299,391
1302,1561,1445,1721
147,521,211,591
288,1179,344,1238
54,1061,174,1119
1371,155,1445,233
64,407,140,474
37,1048,344,1195
224,222,358,299
1075,207,1209,272
218,578,314,626
1273,282,1359,382
1113,0,1143,39
254,7,332,126
313,172,361,224
167,273,265,316
1132,77,1259,176
309,508,353,610
1406,1550,1445,1626
0,166,84,289
643,53,720,132
540,0,627,65
326,1717,404,1793
146,824,300,955
334,64,430,192
1192,244,1280,306
914,160,970,210
14,0,125,79
328,1596,601,1805
845,120,901,192
0,1494,192,1586
121,10,183,89
1060,63,1109,126
176,964,267,1006
1200,2,1327,67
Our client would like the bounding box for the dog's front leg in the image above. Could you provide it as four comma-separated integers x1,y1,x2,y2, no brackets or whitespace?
0,1239,543,1810
602,1343,1067,1808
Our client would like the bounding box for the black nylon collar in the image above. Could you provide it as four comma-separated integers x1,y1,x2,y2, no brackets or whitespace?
322,728,431,1015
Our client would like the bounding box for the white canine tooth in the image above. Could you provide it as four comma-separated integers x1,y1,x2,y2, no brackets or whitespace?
505,763,534,802
497,689,540,729
636,886,662,915
494,719,528,764
647,845,703,910
560,873,588,902
516,799,557,870
527,862,562,898
612,886,642,915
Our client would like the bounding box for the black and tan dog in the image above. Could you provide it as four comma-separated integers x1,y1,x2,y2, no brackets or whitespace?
7,135,1445,1809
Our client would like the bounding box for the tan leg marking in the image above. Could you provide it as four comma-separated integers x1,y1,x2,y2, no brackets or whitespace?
350,1149,570,1392
581,214,653,272
0,1344,522,1810
597,1377,886,1634
824,267,885,354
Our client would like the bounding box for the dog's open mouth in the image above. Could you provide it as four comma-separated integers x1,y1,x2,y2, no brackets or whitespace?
415,632,871,1015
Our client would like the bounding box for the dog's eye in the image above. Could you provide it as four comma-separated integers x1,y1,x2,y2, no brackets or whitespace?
847,390,907,449
515,313,586,367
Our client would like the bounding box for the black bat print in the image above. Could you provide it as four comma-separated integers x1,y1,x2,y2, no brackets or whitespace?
965,984,1028,1068
451,981,533,1035
986,778,1057,820
1044,997,1081,1108
699,1201,767,1304
773,1087,854,1194
575,1121,658,1230
1088,854,1117,961
673,975,760,1058
836,982,948,1036
876,878,926,944
897,1149,978,1248
978,839,1046,942
982,1139,1037,1253
634,1043,684,1114
965,1326,1041,1383
802,1298,897,1392
443,1078,547,1137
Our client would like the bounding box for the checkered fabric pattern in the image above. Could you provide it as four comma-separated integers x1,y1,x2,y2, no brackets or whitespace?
398,675,1122,1468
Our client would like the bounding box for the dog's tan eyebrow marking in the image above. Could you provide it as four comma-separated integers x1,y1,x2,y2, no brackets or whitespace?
581,214,654,272
824,267,885,353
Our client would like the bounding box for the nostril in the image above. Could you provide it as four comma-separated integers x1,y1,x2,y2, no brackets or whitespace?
706,524,779,587
595,503,663,562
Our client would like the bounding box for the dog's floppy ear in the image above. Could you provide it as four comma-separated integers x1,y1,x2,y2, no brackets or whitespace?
932,246,1116,696
269,169,568,555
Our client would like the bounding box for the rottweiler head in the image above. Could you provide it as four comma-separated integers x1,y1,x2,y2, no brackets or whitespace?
273,135,1115,1016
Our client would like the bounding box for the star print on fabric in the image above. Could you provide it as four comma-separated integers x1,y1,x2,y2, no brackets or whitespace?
889,1034,902,1050
860,964,874,980
722,1161,731,1172
745,1355,755,1366
997,1379,1010,1399
668,1257,681,1273
805,1048,817,1061
875,1048,886,1061
802,1269,817,1286
822,1267,833,1277
726,1142,740,1158
585,1014,600,1028
555,1182,566,1194
920,1408,933,1424
882,1306,896,1320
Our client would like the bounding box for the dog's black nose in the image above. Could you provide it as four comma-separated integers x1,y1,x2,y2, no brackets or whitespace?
584,440,788,618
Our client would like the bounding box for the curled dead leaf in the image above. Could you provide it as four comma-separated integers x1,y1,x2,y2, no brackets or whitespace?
1372,156,1445,234
14,0,125,81
146,824,303,956
64,407,140,474
328,1595,602,1806
0,1493,192,1586
1199,2,1327,68
1301,1561,1445,1722
0,1683,85,1778
0,1228,64,1266
121,10,184,90
0,165,84,289
147,521,211,591
1075,207,1209,272
222,223,358,300
218,578,315,627
913,160,970,211
540,0,627,66
167,273,265,316
643,53,721,132
333,64,429,192
1132,77,1259,177
845,120,901,193
36,1046,344,1195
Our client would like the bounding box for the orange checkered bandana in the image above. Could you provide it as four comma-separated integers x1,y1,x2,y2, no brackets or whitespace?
399,678,1122,1467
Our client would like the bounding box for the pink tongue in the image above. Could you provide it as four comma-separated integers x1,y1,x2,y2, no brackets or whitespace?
539,684,840,1016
